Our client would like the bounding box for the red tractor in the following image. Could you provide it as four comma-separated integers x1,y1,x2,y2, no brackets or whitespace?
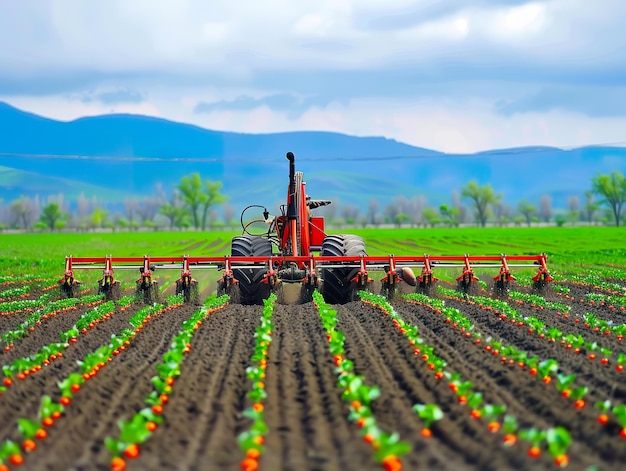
59,152,551,304
215,151,405,304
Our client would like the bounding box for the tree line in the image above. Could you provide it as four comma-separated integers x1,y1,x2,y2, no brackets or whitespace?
0,170,625,231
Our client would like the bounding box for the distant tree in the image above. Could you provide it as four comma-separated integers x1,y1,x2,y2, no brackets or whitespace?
584,190,599,225
461,181,502,227
568,196,580,225
39,203,65,230
177,174,204,229
77,193,90,219
408,195,427,227
222,203,236,227
394,213,409,227
341,204,359,225
591,171,626,226
90,207,108,230
493,202,511,227
539,195,552,223
517,200,537,227
158,190,186,230
368,198,379,225
10,196,33,230
451,190,467,224
200,180,228,231
124,198,140,225
439,204,460,227
138,196,163,225
422,207,440,228
383,203,399,225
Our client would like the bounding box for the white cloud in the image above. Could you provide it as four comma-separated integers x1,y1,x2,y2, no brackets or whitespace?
1,0,625,152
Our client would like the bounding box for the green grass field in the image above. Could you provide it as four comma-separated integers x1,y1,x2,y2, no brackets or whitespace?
1,226,624,273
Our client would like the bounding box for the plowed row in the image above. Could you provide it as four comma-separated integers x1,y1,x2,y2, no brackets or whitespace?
0,281,624,471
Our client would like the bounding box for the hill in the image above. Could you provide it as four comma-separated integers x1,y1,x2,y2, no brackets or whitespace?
1,101,625,214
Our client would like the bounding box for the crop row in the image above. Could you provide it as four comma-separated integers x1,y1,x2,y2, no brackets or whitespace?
362,291,575,467
0,294,192,469
428,288,626,437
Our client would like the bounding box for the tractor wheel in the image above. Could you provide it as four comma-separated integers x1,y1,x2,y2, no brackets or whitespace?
320,234,366,304
231,235,272,305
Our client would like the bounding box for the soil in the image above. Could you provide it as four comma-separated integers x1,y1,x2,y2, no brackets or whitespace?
0,283,625,471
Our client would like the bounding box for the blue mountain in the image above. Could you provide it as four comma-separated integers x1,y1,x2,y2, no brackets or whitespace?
1,101,625,214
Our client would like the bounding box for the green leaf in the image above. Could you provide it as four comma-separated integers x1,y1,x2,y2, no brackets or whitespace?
250,419,268,435
16,418,40,440
546,427,572,458
0,440,22,461
105,436,124,457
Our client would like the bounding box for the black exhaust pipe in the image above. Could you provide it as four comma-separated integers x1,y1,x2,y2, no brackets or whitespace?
286,152,297,220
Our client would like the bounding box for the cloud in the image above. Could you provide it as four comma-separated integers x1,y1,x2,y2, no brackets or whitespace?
80,88,145,105
497,86,626,118
350,0,535,31
194,93,338,118
1,0,626,151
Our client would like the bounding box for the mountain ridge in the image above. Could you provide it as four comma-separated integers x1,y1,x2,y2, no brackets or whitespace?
1,101,625,214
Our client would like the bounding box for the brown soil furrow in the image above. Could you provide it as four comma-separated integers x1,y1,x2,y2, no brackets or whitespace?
336,302,534,471
132,304,257,471
395,301,617,470
0,312,30,338
0,304,143,442
442,297,626,403
25,304,197,471
1,306,90,364
262,303,373,471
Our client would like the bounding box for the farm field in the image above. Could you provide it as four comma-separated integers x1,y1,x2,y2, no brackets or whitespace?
0,228,625,470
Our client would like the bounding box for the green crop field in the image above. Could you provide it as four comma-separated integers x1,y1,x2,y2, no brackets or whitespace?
1,226,624,275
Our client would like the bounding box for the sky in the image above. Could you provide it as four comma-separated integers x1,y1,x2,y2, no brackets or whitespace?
1,0,626,153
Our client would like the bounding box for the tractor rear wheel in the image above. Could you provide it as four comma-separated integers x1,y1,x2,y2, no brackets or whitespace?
231,235,273,305
320,234,366,304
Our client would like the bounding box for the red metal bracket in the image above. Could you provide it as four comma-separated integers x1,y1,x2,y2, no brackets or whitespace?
137,255,152,283
532,253,552,283
101,255,115,285
351,254,372,287
456,254,479,283
493,255,516,282
418,254,438,285
62,256,74,282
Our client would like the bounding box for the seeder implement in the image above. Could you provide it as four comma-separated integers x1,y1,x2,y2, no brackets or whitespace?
60,252,551,303
59,151,551,305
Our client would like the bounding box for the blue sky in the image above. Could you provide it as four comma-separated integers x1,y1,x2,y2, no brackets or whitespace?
1,0,625,152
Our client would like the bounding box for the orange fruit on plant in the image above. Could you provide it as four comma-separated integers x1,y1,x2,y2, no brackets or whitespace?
240,458,259,471
110,456,127,471
528,446,541,458
382,455,402,471
246,448,261,459
9,454,24,466
22,439,36,452
123,444,140,459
